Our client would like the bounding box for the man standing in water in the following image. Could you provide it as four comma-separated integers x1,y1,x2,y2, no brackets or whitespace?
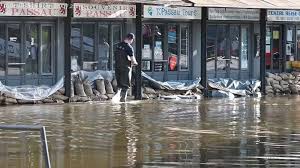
114,33,138,102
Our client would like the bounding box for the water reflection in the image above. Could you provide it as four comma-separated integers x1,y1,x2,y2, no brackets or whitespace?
0,97,300,167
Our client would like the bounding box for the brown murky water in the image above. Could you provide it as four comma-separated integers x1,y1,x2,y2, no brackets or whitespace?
0,96,300,167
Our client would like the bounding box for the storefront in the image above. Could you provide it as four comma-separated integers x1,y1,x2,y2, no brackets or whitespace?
70,3,136,72
266,9,300,73
0,1,67,86
142,5,201,81
206,8,260,80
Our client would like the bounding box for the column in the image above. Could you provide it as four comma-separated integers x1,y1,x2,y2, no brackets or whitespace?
64,0,72,97
201,7,208,97
135,3,142,100
260,9,267,95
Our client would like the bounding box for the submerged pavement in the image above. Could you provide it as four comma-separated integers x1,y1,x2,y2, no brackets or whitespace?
0,96,299,167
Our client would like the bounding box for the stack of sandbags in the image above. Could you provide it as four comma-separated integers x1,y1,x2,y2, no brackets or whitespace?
265,72,300,95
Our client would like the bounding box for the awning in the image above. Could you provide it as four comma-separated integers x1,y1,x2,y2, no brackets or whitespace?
190,0,300,9
71,0,192,6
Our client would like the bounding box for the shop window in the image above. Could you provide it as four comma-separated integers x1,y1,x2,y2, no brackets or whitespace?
297,28,300,60
112,25,122,70
207,25,217,72
71,23,122,71
25,24,38,75
0,24,5,76
71,24,81,71
180,25,189,71
142,24,164,71
41,26,53,74
207,24,250,74
7,24,21,75
241,27,249,70
142,23,190,73
286,26,295,61
266,27,271,70
230,25,240,70
82,24,96,71
168,24,178,71
98,25,109,70
216,25,227,71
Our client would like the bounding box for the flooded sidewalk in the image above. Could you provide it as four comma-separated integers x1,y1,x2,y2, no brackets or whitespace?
0,97,300,167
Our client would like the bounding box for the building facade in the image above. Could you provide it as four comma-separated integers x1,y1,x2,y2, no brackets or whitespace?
1,0,300,97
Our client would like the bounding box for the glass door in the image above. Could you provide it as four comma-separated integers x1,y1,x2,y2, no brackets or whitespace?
216,25,229,78
7,24,23,85
142,24,165,81
266,25,283,73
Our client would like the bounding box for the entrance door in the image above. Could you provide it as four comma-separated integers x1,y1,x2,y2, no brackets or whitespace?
266,25,283,73
3,23,55,86
207,24,250,80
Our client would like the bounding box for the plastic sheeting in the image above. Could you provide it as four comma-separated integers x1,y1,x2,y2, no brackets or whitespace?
142,72,202,91
208,78,261,97
0,70,113,101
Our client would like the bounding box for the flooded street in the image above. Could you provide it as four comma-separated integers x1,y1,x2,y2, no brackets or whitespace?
0,97,300,167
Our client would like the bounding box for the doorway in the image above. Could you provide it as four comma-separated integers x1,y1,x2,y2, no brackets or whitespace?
207,24,250,79
266,25,283,73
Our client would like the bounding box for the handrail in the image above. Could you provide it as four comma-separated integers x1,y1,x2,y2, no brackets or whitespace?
0,125,51,168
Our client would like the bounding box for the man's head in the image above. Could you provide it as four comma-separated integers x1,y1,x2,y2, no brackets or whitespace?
125,33,135,44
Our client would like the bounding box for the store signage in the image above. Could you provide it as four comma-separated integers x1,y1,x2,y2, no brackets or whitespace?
143,5,201,19
0,1,67,17
268,10,300,22
209,8,260,21
73,3,136,18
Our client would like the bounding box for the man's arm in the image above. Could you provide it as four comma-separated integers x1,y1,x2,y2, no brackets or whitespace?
127,45,138,66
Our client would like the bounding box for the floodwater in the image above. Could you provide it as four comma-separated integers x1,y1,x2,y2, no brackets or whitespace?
0,97,300,167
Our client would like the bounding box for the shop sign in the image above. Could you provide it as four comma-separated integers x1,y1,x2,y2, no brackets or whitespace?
268,10,300,22
0,1,67,17
143,5,201,20
73,3,136,18
209,8,260,21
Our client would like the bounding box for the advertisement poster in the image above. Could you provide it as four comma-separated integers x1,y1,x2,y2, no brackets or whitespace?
142,60,151,71
286,43,292,55
142,44,151,59
154,41,163,60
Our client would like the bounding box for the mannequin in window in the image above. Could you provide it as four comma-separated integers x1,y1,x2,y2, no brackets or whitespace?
98,37,110,70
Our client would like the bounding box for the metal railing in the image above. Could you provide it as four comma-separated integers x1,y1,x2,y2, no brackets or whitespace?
0,125,51,168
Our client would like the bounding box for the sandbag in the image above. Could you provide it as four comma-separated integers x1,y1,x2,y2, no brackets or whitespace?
52,94,69,101
99,94,108,100
83,81,94,97
280,80,289,85
74,77,86,97
42,98,55,104
106,93,114,99
271,80,280,85
273,75,282,81
17,99,35,104
273,84,282,91
266,72,276,79
105,80,114,94
143,87,156,94
93,89,101,96
266,77,273,86
58,88,65,95
96,79,106,95
3,97,17,105
279,73,289,80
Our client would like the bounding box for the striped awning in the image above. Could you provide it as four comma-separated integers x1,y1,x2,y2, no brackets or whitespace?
190,0,300,9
